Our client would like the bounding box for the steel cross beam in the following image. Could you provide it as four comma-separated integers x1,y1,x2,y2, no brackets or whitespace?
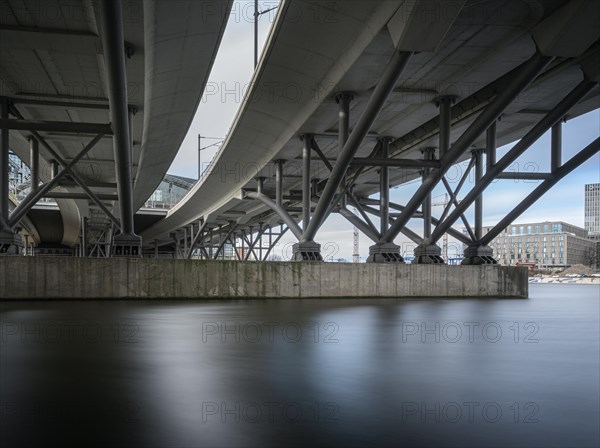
7,104,121,229
428,78,597,245
359,204,423,244
100,0,136,237
351,158,440,169
0,118,112,134
244,191,303,240
262,226,289,261
382,51,554,244
361,199,472,246
8,134,105,227
311,138,379,236
339,207,381,242
303,50,413,242
480,136,600,246
243,226,269,261
186,220,209,259
440,173,477,241
213,223,237,259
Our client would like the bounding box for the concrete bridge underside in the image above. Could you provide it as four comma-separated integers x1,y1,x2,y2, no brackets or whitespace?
0,0,599,271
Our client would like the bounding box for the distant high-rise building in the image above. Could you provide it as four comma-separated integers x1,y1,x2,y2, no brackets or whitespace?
585,183,600,239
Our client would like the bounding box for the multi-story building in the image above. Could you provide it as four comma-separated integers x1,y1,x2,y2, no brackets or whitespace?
483,221,597,268
585,183,600,239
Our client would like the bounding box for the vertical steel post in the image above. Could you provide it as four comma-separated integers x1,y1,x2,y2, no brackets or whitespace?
437,96,453,159
81,217,88,257
99,0,136,237
422,147,435,239
380,137,390,235
473,148,484,240
0,99,9,230
486,121,496,172
337,92,353,150
183,227,188,257
304,51,413,242
275,160,284,208
241,230,245,260
154,239,159,258
551,121,562,172
29,136,39,193
302,135,312,231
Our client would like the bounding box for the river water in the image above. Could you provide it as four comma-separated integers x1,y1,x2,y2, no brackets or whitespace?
1,284,598,447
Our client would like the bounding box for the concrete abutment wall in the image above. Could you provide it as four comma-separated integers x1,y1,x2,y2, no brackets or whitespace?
0,257,528,299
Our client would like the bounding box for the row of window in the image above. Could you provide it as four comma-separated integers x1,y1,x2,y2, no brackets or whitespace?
507,223,563,236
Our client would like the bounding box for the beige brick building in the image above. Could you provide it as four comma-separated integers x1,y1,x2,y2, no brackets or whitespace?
483,221,597,268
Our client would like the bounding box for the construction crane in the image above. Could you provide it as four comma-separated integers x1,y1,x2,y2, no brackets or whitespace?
432,194,449,261
353,207,360,263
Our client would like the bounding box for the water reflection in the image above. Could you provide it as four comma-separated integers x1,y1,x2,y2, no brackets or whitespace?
1,285,598,447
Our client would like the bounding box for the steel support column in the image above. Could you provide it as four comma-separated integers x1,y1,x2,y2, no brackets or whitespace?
8,134,105,227
480,136,600,246
302,135,311,231
473,148,484,240
275,159,284,208
551,121,562,172
186,220,209,259
81,217,88,257
29,136,39,193
293,133,322,260
100,0,141,255
413,147,444,264
486,121,496,172
383,51,553,245
304,50,413,243
437,96,454,159
0,98,22,253
431,78,596,246
379,138,390,235
0,99,9,230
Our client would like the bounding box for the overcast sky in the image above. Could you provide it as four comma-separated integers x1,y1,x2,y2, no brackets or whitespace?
167,1,600,261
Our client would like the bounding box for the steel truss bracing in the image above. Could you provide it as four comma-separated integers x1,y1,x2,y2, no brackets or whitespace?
0,0,144,257
230,38,598,264
166,221,289,262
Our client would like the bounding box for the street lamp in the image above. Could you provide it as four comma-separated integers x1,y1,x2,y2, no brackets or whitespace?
197,135,223,179
254,1,279,68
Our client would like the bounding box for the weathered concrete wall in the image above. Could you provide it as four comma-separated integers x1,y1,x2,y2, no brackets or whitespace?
0,257,528,299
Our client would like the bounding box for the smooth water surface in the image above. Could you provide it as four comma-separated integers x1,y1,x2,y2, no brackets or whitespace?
1,284,598,447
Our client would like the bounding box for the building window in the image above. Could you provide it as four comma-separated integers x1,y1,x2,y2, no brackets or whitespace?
527,225,532,234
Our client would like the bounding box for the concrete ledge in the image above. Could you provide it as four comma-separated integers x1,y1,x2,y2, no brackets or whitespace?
0,257,528,299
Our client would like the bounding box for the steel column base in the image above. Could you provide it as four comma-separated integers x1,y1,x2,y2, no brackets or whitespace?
414,244,445,264
0,230,22,255
292,242,323,262
461,245,497,265
366,243,404,263
112,233,142,257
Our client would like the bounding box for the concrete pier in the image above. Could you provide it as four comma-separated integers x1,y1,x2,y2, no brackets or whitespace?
0,257,528,299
